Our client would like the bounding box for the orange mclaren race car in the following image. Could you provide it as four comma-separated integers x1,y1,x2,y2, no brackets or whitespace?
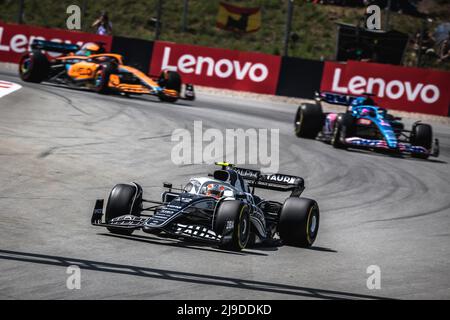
19,40,195,103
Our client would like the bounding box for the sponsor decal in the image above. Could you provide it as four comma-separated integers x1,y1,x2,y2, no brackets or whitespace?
0,21,111,63
321,61,450,116
150,41,281,94
264,174,296,184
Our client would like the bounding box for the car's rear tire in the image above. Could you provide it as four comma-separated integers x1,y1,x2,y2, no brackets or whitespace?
278,197,319,247
294,103,324,138
158,70,181,103
214,200,250,251
19,51,49,83
105,183,143,235
411,123,432,159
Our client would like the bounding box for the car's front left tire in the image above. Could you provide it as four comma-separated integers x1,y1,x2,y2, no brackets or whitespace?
94,63,116,94
214,200,250,251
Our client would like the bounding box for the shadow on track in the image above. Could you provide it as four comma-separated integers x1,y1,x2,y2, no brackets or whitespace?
101,233,268,257
38,82,194,107
0,249,391,300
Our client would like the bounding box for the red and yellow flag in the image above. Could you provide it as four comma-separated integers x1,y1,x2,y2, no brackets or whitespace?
216,2,261,33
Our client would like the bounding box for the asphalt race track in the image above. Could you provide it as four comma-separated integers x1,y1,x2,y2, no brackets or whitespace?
0,69,449,300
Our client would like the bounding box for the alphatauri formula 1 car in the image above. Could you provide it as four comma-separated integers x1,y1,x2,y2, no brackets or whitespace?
91,163,320,251
19,40,195,103
295,92,439,159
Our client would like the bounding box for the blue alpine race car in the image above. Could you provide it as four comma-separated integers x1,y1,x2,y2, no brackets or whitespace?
294,92,439,159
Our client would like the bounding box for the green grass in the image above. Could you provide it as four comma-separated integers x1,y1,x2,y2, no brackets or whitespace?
1,0,449,70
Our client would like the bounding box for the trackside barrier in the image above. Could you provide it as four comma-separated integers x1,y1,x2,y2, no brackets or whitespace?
275,56,324,100
320,61,450,116
0,21,449,116
111,36,154,74
0,21,112,63
149,41,281,95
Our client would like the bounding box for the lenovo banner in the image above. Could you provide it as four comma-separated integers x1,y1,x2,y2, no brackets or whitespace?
150,41,281,95
321,60,450,116
0,21,112,63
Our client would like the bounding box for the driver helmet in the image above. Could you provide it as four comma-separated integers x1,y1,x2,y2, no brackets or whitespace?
205,183,225,199
75,42,101,56
360,107,371,116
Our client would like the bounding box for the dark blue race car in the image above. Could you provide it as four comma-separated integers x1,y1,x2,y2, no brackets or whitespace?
294,92,439,159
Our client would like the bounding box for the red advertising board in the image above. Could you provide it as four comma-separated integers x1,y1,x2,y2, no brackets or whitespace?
150,41,281,95
321,60,450,116
0,21,112,63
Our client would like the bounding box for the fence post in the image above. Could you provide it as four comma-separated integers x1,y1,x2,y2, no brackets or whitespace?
384,0,392,31
181,0,189,32
82,0,88,30
18,0,25,24
155,0,163,40
283,0,294,57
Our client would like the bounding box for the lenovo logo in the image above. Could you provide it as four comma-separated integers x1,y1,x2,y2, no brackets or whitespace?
0,22,111,63
320,61,450,116
331,67,440,104
150,41,281,95
161,46,268,82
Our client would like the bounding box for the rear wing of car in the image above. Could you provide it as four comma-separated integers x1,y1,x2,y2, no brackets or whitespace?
315,91,360,106
215,163,304,197
31,40,80,54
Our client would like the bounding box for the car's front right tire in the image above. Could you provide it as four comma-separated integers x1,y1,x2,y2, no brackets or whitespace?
19,51,49,83
278,197,319,247
158,70,181,103
105,183,143,235
294,103,324,138
411,123,432,159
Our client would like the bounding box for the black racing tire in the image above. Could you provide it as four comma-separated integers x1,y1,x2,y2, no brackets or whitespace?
331,122,344,148
411,123,432,159
294,103,324,138
158,70,181,103
94,63,116,94
19,51,49,83
214,200,250,251
331,113,353,149
105,183,142,235
278,197,319,248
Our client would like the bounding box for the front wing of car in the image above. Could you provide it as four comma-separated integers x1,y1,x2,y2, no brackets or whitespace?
344,137,438,156
91,200,224,243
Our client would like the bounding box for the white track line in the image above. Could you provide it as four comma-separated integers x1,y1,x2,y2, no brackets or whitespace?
0,80,22,98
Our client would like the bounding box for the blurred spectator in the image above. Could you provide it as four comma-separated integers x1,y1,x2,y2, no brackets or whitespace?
413,28,436,57
437,32,450,62
92,11,113,35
